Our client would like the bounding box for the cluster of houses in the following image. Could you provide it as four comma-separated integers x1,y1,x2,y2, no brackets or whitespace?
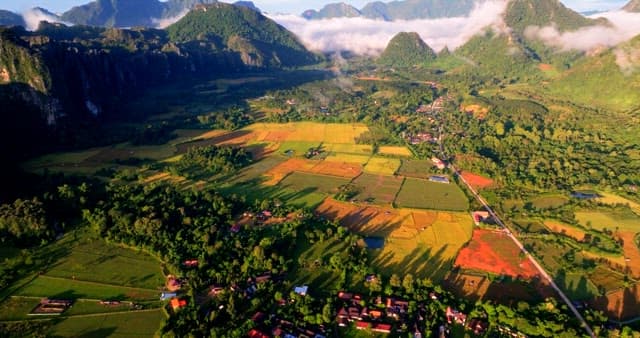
249,315,327,338
431,157,447,170
407,132,437,145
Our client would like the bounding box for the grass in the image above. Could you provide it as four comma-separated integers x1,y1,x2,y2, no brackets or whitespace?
560,273,599,300
589,266,627,293
363,157,401,176
377,146,412,157
278,141,321,157
223,181,327,209
575,210,640,232
512,219,547,233
15,276,159,301
352,173,404,205
227,155,287,184
0,297,41,320
395,178,469,211
397,159,438,179
544,220,587,241
50,309,165,338
597,192,640,215
291,237,350,293
43,238,164,290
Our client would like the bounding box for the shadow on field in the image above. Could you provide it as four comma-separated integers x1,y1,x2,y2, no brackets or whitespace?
74,327,117,338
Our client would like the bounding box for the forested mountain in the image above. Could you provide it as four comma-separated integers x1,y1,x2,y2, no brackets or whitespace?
378,32,437,67
623,0,640,12
504,0,598,34
303,0,478,21
60,0,218,28
0,10,24,27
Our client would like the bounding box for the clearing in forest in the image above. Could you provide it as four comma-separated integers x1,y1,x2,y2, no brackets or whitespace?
459,171,495,190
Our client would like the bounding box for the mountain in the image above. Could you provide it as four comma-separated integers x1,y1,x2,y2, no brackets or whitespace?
60,0,218,28
233,1,259,11
0,10,25,27
623,0,640,12
378,32,437,67
304,0,477,21
166,3,316,67
504,0,597,34
302,3,361,20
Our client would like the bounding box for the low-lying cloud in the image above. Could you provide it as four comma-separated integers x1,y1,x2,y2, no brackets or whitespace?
524,11,640,52
269,0,509,56
22,8,68,31
152,10,189,29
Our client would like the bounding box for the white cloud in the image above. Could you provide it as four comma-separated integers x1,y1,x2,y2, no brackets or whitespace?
268,0,509,56
22,8,68,31
152,9,189,29
524,11,640,52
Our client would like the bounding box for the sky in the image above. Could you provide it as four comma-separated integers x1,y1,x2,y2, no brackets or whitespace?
0,0,631,15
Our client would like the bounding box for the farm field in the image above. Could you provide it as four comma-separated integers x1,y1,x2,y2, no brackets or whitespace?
352,173,404,205
397,160,438,179
278,172,351,195
15,275,159,301
592,284,640,320
316,199,473,281
597,192,640,215
324,153,371,165
444,272,549,305
377,146,412,157
617,231,640,278
575,210,640,232
363,157,401,175
459,171,495,190
544,220,587,242
395,178,469,211
325,143,373,155
245,122,369,144
454,229,539,279
50,309,165,338
263,158,318,185
588,266,627,293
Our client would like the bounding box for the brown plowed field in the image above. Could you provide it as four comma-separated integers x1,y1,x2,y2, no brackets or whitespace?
460,171,495,190
444,272,551,304
591,284,640,320
308,161,363,179
454,229,540,279
263,158,317,185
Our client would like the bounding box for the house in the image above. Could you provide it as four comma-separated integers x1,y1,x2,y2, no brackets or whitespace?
365,274,378,282
369,310,383,319
468,319,488,335
372,324,392,334
170,298,187,311
252,311,266,323
255,273,272,283
230,224,241,233
337,317,349,327
338,291,353,300
472,211,490,225
446,306,467,325
160,292,177,301
431,157,446,170
337,307,348,319
355,321,369,330
183,259,198,267
29,299,73,315
429,175,450,184
248,329,269,338
294,285,309,296
209,286,224,296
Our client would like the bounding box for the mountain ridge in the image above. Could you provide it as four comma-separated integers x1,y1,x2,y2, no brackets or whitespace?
378,32,437,67
303,0,479,21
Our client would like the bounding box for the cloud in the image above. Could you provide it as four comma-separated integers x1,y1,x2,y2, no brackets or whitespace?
152,10,189,29
268,1,509,56
22,8,68,31
524,11,640,52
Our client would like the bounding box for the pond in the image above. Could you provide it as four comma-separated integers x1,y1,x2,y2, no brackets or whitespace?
363,236,385,249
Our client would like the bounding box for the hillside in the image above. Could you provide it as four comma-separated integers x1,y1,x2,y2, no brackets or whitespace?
378,32,437,67
545,34,640,111
60,0,218,28
166,3,316,67
304,0,477,21
0,10,24,27
624,0,640,12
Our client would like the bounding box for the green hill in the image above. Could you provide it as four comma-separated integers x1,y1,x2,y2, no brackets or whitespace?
505,0,597,34
624,0,640,12
167,3,317,67
378,32,437,67
303,0,477,21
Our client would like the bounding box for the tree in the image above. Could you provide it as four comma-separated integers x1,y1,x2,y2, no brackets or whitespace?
390,274,401,288
402,274,414,294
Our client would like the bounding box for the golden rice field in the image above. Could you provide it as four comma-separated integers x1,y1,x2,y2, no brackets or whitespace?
363,157,401,175
378,146,413,157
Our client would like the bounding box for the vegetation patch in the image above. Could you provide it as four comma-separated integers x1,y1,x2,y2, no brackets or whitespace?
363,157,401,176
576,210,640,232
278,172,351,195
544,220,587,242
395,178,469,211
245,122,369,144
325,143,373,155
460,171,495,190
397,159,439,179
324,153,371,165
15,276,159,301
530,195,569,209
